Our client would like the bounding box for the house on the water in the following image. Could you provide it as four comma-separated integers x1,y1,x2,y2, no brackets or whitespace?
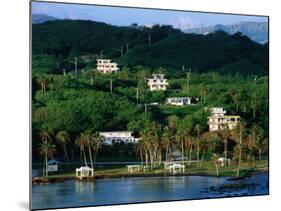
99,131,140,145
147,74,168,91
207,107,240,132
166,97,192,106
96,59,119,74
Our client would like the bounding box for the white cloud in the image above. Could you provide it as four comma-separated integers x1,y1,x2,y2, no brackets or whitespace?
169,15,201,31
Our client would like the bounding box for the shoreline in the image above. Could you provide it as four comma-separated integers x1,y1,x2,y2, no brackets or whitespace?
32,168,268,185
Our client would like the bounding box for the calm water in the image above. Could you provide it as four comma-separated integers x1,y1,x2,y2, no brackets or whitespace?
32,173,268,210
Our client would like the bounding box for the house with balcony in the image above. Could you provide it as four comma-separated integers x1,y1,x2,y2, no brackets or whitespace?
207,107,240,132
147,74,168,91
99,131,140,145
96,59,119,74
166,97,192,106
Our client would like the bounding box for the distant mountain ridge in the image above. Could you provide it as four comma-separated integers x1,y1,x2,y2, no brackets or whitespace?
32,14,57,24
185,21,268,44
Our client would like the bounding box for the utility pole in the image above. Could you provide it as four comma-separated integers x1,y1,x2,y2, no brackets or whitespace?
144,104,148,115
120,46,124,56
148,34,151,46
110,79,113,93
187,68,191,91
70,57,78,74
75,57,77,74
136,88,139,103
63,68,66,76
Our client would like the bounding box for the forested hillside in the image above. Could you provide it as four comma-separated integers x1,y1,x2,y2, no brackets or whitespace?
32,20,268,75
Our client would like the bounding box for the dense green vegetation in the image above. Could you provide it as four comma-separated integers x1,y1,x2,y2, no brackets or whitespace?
32,20,269,178
32,20,268,75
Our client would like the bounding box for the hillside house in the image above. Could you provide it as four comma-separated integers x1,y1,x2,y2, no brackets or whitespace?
166,97,192,106
207,107,240,132
99,131,140,145
147,74,168,91
96,59,119,74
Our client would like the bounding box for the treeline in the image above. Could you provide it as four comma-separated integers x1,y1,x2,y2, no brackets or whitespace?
32,20,268,75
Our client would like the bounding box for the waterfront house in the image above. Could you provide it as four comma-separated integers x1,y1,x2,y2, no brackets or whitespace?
147,74,168,91
99,131,140,145
207,107,240,132
96,59,119,74
47,160,59,172
166,97,192,106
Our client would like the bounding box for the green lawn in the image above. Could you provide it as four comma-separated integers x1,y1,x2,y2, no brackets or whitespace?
47,159,268,180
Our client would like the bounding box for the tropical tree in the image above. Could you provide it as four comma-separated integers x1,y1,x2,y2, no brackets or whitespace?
195,123,202,167
217,126,231,166
37,76,47,93
176,127,185,163
38,141,56,177
75,134,88,167
81,129,94,169
56,131,70,163
199,132,217,167
161,126,173,162
91,132,103,164
38,126,53,143
232,121,246,177
212,154,220,176
135,140,145,165
199,83,207,102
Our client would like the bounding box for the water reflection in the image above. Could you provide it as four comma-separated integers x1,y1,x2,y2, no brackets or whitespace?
32,173,268,210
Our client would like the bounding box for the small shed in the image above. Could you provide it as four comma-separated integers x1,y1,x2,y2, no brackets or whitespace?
75,166,94,180
47,160,60,172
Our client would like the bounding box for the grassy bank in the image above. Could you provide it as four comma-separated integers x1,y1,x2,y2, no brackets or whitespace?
33,159,268,184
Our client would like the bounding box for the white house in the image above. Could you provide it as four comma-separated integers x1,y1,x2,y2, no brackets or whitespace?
96,59,119,74
47,160,59,172
207,107,240,132
166,97,191,106
147,74,168,91
99,131,139,145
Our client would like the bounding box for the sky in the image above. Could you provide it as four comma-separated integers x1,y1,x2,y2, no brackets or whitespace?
32,1,268,30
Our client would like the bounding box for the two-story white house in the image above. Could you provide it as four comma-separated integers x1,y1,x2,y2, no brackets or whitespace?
96,59,119,74
166,97,192,106
147,74,168,91
99,131,140,145
207,107,240,132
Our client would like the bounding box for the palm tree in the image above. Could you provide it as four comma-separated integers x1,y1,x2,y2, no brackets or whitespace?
232,122,246,177
232,90,241,112
37,76,47,93
38,141,56,177
199,132,215,167
161,126,172,162
56,131,70,163
39,126,53,143
81,130,94,169
212,154,220,176
199,83,207,102
195,124,202,167
176,127,185,163
91,132,103,164
167,115,179,133
75,135,88,167
217,126,231,166
135,140,145,165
